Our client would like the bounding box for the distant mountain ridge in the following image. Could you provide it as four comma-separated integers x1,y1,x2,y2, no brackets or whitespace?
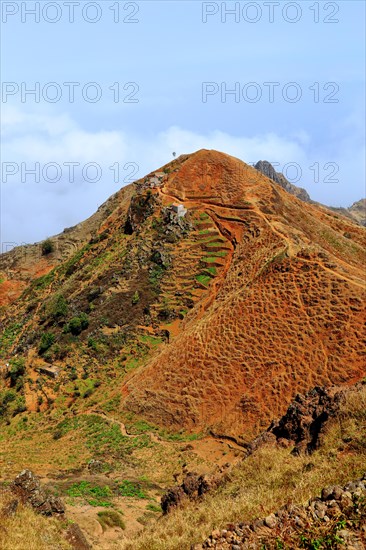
254,160,311,202
254,159,366,227
329,198,366,227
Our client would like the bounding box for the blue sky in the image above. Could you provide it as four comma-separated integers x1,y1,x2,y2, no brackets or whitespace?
1,0,365,248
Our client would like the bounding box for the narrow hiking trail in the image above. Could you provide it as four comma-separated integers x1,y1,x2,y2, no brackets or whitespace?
83,409,247,454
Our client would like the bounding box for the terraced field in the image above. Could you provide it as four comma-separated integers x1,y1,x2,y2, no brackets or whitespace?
149,211,232,322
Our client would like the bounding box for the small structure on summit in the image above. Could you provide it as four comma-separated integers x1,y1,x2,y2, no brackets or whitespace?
137,172,167,193
171,204,187,218
147,172,166,188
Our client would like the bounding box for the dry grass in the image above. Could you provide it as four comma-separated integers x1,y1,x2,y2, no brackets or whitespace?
0,488,71,550
121,386,366,550
0,388,364,550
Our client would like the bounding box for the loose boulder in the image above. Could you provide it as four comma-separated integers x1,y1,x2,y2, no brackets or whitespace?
11,469,65,516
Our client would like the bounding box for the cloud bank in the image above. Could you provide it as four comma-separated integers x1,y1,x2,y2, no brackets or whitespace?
1,105,364,248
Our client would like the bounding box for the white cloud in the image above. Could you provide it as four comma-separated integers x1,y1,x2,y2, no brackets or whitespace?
1,105,364,247
2,105,76,138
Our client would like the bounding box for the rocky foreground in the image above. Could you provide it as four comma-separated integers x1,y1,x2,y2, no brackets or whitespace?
197,475,366,550
1,469,91,550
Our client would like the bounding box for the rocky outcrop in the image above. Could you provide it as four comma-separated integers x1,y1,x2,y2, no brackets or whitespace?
7,470,91,549
161,486,186,514
243,384,358,458
0,498,19,518
268,385,344,454
124,190,161,234
161,206,192,242
197,474,366,549
255,160,311,202
254,160,279,183
162,384,363,515
348,199,366,226
161,472,217,514
11,469,65,516
65,523,92,550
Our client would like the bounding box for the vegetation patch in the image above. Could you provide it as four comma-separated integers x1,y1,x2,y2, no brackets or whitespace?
39,332,56,354
41,238,54,255
0,389,26,418
195,274,211,287
66,481,112,507
45,293,68,321
55,414,151,458
61,245,90,277
118,480,147,499
204,251,228,257
64,378,99,399
31,270,55,291
97,510,125,531
0,322,23,358
64,313,89,336
139,335,163,348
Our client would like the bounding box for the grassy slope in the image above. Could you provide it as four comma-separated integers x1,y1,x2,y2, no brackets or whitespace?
0,385,364,549
0,151,365,548
121,385,366,549
0,490,71,550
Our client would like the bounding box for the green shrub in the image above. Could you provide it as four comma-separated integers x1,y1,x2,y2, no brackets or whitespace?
7,358,25,388
87,337,98,350
47,294,68,320
132,291,140,305
39,332,55,354
0,390,26,417
65,313,89,336
0,390,16,415
68,317,82,335
41,238,54,255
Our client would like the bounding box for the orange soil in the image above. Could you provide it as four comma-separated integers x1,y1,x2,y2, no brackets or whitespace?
122,150,366,440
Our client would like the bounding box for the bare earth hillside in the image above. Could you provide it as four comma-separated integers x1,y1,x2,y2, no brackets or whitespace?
0,149,365,549
122,150,366,439
1,150,365,443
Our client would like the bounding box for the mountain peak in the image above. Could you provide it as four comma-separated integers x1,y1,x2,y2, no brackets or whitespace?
1,150,365,442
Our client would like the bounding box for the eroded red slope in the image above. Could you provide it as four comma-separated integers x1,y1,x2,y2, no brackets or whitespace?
123,150,366,440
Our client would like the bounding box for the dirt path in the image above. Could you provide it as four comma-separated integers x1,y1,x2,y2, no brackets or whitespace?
83,409,247,454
